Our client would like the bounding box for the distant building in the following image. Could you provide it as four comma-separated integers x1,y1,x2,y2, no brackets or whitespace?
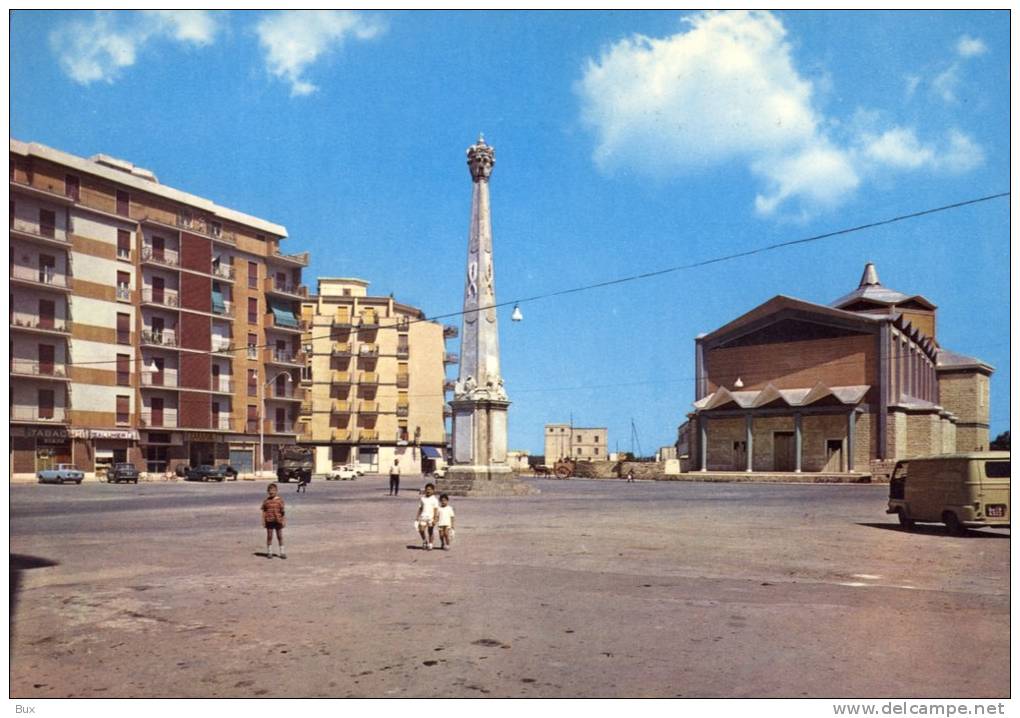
299,278,456,474
687,263,993,475
544,424,608,461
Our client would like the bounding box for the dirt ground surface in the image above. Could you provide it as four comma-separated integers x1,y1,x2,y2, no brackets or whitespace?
9,476,1010,698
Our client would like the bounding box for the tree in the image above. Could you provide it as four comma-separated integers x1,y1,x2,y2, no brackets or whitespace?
990,431,1010,451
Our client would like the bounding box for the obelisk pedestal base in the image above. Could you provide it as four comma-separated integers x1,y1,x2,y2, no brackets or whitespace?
437,465,538,497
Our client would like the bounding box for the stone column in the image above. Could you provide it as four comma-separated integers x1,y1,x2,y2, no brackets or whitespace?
745,414,753,472
847,410,856,472
794,412,802,473
700,416,708,472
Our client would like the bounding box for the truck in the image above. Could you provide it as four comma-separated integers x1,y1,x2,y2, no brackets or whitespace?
276,446,313,484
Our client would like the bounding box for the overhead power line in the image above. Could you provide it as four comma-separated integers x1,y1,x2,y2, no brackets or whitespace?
52,191,1009,368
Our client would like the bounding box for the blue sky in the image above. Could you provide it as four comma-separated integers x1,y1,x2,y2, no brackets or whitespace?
11,10,1010,454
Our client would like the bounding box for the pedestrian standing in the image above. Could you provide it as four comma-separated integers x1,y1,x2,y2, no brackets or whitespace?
626,469,635,483
261,483,287,559
389,459,401,496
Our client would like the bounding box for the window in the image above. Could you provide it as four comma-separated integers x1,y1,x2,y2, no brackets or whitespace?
117,354,130,386
248,297,258,324
116,395,130,424
248,333,258,359
576,448,582,456
117,271,131,301
248,261,258,289
117,229,131,259
247,405,258,433
65,174,80,201
248,368,258,397
594,448,599,456
38,209,55,238
594,436,599,443
117,313,131,344
577,435,582,442
116,190,130,217
38,389,54,420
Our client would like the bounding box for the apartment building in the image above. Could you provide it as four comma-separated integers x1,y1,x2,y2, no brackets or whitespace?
544,424,609,461
300,277,456,474
10,139,308,479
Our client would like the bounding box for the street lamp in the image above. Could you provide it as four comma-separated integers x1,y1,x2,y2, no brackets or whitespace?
258,370,293,478
511,303,523,322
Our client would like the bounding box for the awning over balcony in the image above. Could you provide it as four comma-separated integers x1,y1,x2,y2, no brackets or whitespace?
211,284,226,314
693,382,870,412
421,446,442,459
269,299,299,328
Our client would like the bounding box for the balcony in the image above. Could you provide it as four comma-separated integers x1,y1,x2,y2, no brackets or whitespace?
396,345,410,359
358,344,379,358
331,343,353,357
212,262,236,281
396,404,410,418
264,276,308,300
11,359,71,381
212,339,234,354
116,285,132,302
140,372,179,388
10,316,72,336
268,249,309,268
266,313,305,334
396,318,411,332
359,312,380,328
211,378,235,394
359,401,380,415
175,213,235,245
332,401,353,414
10,265,72,293
268,384,304,401
332,371,353,385
358,372,379,385
331,429,352,442
141,246,180,268
211,300,234,318
10,217,71,248
443,405,453,418
141,288,180,308
443,324,459,339
140,329,178,348
211,415,236,431
11,406,68,423
263,419,298,435
299,399,313,414
358,429,379,442
444,352,459,364
332,312,354,328
140,412,179,429
264,347,305,366
443,379,456,392
396,374,410,389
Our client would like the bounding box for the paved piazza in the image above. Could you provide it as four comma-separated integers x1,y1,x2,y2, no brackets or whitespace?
9,476,1009,698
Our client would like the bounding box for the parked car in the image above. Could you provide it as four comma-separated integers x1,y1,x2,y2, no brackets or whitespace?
185,465,227,482
431,466,447,479
37,464,84,484
218,464,239,480
109,462,140,484
342,463,365,477
327,466,357,481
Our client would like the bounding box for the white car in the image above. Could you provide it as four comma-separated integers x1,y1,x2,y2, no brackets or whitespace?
343,464,365,477
327,466,357,481
432,466,447,479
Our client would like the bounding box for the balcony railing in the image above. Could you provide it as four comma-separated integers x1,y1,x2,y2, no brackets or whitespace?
211,378,235,393
212,339,234,354
264,276,308,298
264,419,298,434
211,300,234,317
332,313,354,327
331,343,353,357
269,384,303,399
396,405,410,418
444,353,459,364
141,329,178,347
332,371,353,384
141,246,180,267
396,345,410,359
359,401,380,414
358,344,379,357
266,313,305,332
396,318,411,332
140,412,179,428
269,249,309,267
264,347,304,365
443,405,453,417
331,401,353,414
396,374,410,388
11,359,70,379
443,379,456,392
358,429,379,442
359,313,379,327
177,213,235,244
211,415,235,431
10,316,72,334
443,324,459,339
331,429,352,441
141,288,180,307
10,218,70,244
212,263,236,280
11,406,68,422
116,285,131,301
140,372,179,388
358,372,379,385
11,264,72,289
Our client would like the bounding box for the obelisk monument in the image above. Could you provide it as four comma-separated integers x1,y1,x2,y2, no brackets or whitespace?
438,136,533,497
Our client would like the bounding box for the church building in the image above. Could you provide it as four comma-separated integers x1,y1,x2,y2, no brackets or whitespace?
687,263,993,478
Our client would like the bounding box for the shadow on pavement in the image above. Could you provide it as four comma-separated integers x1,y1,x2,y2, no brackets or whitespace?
857,522,1010,539
11,553,60,647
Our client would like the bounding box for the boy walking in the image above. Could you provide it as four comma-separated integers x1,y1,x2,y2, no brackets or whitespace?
436,494,456,549
416,482,440,550
261,483,287,558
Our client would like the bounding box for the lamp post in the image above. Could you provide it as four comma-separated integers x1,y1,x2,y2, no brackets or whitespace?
259,370,293,478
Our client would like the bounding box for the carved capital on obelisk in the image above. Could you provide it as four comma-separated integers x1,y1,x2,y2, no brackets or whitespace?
467,134,495,183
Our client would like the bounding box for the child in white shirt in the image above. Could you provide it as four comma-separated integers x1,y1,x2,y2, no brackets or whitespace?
416,482,440,550
436,494,456,550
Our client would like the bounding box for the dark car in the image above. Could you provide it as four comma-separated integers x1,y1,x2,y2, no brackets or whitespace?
185,465,227,482
109,462,139,484
218,464,239,480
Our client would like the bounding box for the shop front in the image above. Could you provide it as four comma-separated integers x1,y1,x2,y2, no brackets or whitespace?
10,426,73,478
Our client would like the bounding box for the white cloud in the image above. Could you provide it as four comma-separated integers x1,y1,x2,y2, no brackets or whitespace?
577,11,984,218
255,11,385,97
932,64,960,103
957,35,987,58
50,11,219,84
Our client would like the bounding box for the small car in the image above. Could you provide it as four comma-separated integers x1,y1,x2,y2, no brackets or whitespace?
342,464,365,477
109,462,140,484
217,464,239,480
37,463,84,484
327,466,357,481
185,465,227,482
431,466,447,479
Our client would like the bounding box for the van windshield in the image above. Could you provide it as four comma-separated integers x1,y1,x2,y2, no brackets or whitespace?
984,461,1010,480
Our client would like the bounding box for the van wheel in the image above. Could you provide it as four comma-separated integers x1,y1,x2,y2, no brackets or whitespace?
897,509,914,529
943,511,965,535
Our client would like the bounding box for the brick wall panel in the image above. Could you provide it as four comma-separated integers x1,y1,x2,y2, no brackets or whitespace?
180,232,211,273
180,310,210,352
180,273,211,314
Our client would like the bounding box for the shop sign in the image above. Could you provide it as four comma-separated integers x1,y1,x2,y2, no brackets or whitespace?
185,432,224,442
68,428,140,440
11,426,69,439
